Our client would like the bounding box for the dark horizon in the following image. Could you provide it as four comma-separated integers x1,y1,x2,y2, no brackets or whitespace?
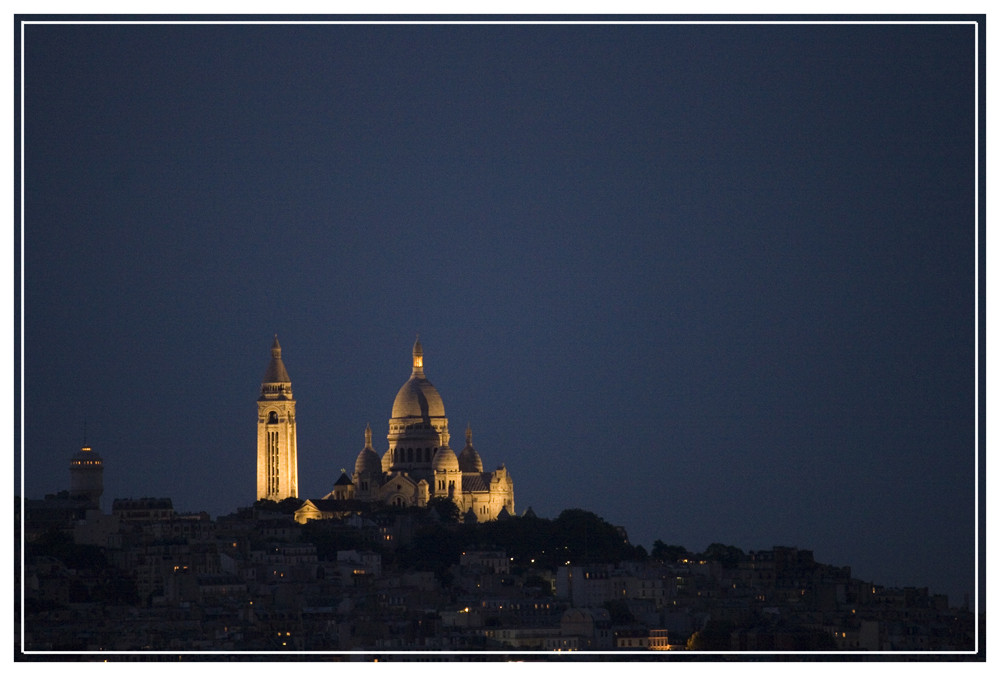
18,18,982,610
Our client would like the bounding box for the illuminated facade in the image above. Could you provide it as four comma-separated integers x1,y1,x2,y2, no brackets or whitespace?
256,336,299,501
277,337,514,522
339,337,514,520
258,337,513,519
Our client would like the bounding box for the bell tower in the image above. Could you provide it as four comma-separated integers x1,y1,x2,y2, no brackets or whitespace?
256,335,298,501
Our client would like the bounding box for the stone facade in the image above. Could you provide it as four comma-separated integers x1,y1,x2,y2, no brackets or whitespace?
267,337,515,522
256,336,299,501
346,338,514,520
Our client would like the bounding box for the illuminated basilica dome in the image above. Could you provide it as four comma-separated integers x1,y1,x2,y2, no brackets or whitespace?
390,337,446,419
285,336,515,524
383,336,450,476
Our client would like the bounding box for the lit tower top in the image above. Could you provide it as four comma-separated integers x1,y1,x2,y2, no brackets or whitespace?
412,334,424,375
260,335,293,400
69,443,104,509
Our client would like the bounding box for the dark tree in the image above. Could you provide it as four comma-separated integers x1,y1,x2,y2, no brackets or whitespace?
651,540,692,562
397,523,466,584
276,497,304,514
686,620,734,650
427,497,460,523
552,509,638,564
253,497,303,514
699,543,747,567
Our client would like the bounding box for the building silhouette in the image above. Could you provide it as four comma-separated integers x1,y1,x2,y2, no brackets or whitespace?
68,443,103,510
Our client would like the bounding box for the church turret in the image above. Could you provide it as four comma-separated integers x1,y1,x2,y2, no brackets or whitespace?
256,335,299,501
353,423,383,499
432,437,462,502
458,423,484,473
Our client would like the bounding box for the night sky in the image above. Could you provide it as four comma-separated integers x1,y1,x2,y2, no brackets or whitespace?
18,19,980,607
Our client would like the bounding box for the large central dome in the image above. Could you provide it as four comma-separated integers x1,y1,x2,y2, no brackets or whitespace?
385,337,450,478
391,337,446,420
392,377,446,419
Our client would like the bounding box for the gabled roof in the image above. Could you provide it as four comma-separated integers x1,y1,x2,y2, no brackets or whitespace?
462,474,488,492
302,498,368,512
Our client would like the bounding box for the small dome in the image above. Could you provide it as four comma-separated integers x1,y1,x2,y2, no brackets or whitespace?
355,447,381,475
458,445,483,473
432,445,460,472
355,424,382,475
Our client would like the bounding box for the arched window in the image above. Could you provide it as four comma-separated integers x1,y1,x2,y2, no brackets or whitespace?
267,411,278,424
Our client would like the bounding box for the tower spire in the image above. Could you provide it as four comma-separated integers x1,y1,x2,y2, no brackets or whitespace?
365,422,373,448
262,335,291,385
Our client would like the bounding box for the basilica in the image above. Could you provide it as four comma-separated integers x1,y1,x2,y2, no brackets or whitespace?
256,336,515,523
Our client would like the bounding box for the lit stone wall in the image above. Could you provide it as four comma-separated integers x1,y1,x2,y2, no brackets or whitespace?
256,400,298,501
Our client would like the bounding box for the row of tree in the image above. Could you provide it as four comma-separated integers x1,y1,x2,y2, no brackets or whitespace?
254,497,750,576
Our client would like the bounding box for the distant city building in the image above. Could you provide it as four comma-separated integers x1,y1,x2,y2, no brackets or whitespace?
256,336,514,521
112,497,175,521
68,444,103,510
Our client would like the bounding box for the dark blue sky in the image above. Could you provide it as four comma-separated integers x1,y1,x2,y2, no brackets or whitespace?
19,20,980,606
